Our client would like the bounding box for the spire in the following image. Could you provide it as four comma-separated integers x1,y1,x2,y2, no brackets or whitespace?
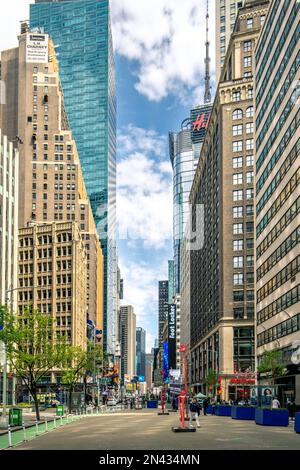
204,0,211,104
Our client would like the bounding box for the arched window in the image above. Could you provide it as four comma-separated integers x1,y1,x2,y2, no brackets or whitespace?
233,109,243,120
246,106,254,118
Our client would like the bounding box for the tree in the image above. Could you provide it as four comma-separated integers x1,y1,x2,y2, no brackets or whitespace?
61,341,103,412
257,350,287,386
0,305,69,421
204,368,219,396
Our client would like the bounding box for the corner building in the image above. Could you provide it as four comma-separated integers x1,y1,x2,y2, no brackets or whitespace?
255,0,300,402
0,30,104,337
190,1,268,399
30,0,117,354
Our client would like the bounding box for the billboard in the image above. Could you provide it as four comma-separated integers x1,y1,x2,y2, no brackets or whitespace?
163,342,169,382
168,304,177,370
26,33,49,64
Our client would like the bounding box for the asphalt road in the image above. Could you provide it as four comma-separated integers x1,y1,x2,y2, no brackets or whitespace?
12,410,300,450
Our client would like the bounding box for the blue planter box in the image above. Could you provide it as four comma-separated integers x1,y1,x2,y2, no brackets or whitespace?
206,404,213,414
216,405,232,416
255,408,289,427
295,413,300,433
146,400,158,409
231,406,256,420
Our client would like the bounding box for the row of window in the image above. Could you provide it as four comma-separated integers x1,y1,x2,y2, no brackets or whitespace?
233,188,254,201
233,139,254,153
232,122,254,136
233,172,254,185
233,222,254,235
233,155,254,168
256,4,299,100
257,255,300,303
257,283,300,324
232,107,254,120
257,226,300,281
233,306,254,320
256,138,300,213
257,168,300,237
256,0,281,64
256,50,300,132
233,205,254,218
233,238,254,251
257,314,300,347
233,272,254,286
233,255,254,269
233,290,254,302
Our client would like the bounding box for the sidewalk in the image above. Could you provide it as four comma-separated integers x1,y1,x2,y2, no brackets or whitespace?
0,409,59,436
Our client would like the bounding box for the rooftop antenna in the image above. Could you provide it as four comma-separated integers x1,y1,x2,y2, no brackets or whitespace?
204,0,211,104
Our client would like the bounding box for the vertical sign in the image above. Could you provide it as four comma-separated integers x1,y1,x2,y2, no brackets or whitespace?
168,304,177,370
163,342,169,381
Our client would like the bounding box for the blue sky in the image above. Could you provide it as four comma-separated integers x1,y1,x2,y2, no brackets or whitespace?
0,0,216,352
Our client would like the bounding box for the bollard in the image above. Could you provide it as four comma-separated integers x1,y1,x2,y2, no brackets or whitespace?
60,416,63,426
22,421,27,442
35,419,39,436
45,419,48,432
54,417,57,428
8,425,13,448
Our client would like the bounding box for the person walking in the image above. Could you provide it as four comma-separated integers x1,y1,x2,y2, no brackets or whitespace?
271,397,281,409
189,398,201,428
287,398,296,421
203,398,208,416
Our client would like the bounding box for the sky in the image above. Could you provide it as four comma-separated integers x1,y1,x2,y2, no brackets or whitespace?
0,0,216,353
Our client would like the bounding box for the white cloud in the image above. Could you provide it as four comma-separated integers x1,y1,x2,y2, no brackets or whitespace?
0,1,33,51
117,125,173,248
111,0,216,103
119,258,168,352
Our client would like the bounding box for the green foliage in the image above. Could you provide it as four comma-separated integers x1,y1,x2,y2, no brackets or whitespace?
204,368,219,392
257,350,287,384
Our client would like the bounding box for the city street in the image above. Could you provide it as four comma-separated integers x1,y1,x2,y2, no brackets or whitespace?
11,410,300,451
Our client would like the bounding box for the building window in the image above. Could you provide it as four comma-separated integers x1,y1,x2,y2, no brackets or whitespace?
246,255,254,267
246,155,254,166
233,239,244,251
260,15,266,25
247,88,253,99
246,188,254,200
233,206,243,218
232,91,241,102
233,109,243,120
247,17,253,28
233,190,243,201
244,41,252,52
233,223,243,235
233,273,244,285
233,256,243,268
246,139,254,150
246,122,254,134
246,171,254,184
233,291,244,302
233,157,243,168
246,205,254,217
246,106,254,118
233,141,243,152
244,56,252,68
233,173,243,185
233,124,243,136
234,308,244,319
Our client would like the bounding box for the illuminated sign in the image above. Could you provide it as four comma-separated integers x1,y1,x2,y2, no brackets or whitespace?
168,304,177,370
192,113,210,131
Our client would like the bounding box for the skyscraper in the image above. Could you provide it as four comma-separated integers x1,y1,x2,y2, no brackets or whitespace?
168,260,175,303
0,29,104,337
255,0,300,402
136,327,146,378
215,0,245,82
30,0,117,353
120,306,136,381
190,0,268,399
0,131,19,311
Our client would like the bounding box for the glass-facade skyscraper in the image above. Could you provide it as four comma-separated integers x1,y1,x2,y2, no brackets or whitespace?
30,0,117,353
169,104,212,293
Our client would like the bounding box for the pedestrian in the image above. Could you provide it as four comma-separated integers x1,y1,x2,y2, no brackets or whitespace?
203,398,208,416
130,398,133,410
271,397,281,409
172,396,177,411
287,398,296,421
189,398,201,428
